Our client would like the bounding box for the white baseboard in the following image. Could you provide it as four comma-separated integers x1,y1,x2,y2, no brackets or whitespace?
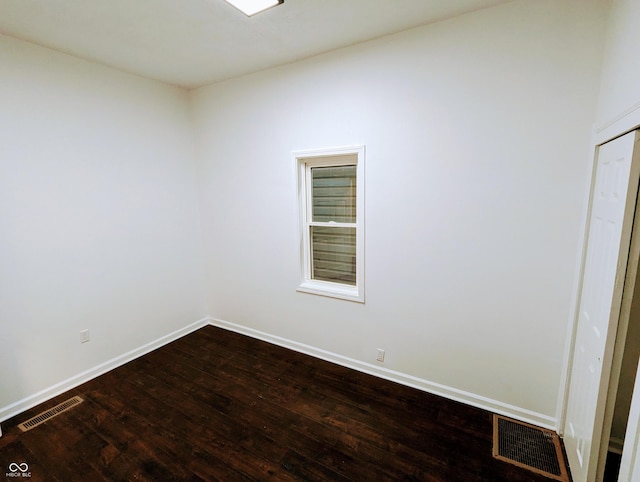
0,317,209,424
0,315,556,435
208,318,557,431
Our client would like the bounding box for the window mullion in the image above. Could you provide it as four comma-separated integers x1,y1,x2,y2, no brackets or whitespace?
309,221,357,228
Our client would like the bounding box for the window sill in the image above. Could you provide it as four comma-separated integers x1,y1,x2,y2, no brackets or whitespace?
297,280,364,303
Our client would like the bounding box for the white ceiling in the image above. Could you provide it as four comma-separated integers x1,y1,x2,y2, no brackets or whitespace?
0,0,512,89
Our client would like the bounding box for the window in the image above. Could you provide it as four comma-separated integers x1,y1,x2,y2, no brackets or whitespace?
295,146,365,302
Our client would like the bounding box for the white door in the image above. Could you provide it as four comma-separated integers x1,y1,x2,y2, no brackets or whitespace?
564,130,640,482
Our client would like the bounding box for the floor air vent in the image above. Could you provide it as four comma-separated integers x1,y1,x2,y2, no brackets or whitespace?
493,415,569,481
18,396,84,432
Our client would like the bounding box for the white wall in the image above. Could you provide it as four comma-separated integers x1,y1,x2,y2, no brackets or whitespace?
595,0,640,133
191,0,606,423
0,34,207,417
0,0,610,431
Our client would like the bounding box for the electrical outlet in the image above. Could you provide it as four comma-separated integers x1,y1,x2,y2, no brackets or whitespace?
80,329,90,344
376,348,385,363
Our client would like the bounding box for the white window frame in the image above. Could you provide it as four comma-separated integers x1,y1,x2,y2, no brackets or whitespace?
295,145,365,303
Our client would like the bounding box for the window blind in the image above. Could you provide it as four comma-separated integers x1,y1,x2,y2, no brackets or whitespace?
312,166,356,223
310,166,356,285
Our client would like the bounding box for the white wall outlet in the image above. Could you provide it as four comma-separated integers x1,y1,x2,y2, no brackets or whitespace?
80,329,90,343
376,348,385,363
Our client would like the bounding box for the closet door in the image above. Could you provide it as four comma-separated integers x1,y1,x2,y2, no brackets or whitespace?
564,130,640,481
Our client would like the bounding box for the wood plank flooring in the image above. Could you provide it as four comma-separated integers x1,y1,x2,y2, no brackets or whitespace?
0,325,568,481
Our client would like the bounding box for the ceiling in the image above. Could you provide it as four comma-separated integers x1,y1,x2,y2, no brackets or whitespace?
0,0,512,89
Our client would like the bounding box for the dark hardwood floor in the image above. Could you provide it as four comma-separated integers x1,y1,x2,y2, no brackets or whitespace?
1,325,568,481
